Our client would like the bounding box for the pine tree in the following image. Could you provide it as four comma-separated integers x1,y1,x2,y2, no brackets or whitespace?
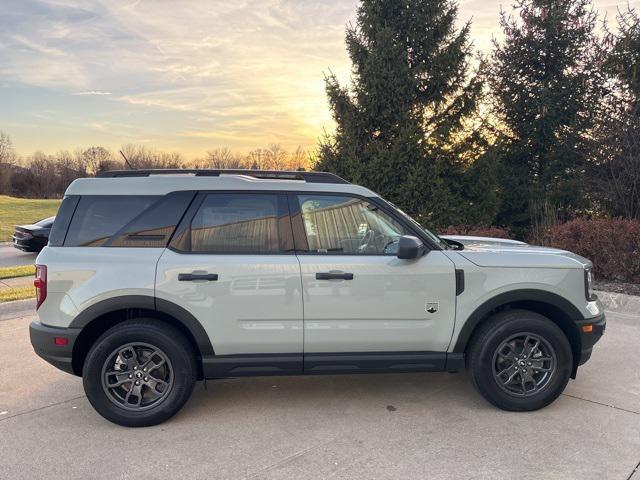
316,0,489,227
490,0,602,232
597,7,640,218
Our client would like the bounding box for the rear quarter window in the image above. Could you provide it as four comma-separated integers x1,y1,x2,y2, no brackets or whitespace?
64,196,160,247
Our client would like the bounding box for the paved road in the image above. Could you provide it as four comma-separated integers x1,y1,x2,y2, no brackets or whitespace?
1,304,638,480
0,243,37,267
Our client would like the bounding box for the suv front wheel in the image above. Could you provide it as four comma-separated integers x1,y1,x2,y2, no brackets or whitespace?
467,309,573,411
83,319,197,427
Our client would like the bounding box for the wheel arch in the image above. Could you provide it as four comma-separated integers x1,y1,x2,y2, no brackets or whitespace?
69,295,214,378
453,289,583,376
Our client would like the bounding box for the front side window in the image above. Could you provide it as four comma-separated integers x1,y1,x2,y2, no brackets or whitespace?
297,195,410,255
188,194,289,253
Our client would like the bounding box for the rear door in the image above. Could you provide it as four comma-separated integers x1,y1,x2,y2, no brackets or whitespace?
290,193,456,373
155,192,304,377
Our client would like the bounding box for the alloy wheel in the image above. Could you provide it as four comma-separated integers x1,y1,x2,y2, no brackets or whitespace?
101,342,174,411
492,333,557,397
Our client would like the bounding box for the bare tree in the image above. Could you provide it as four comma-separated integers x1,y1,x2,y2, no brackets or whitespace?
206,148,246,169
0,132,15,165
28,152,57,198
289,146,310,170
79,146,115,175
262,144,287,170
0,132,16,194
246,148,266,169
120,144,183,169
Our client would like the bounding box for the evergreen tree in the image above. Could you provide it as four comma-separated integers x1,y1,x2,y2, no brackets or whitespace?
316,0,491,227
597,7,640,218
490,0,602,233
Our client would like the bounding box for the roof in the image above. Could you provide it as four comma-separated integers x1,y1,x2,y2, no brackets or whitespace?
66,170,378,197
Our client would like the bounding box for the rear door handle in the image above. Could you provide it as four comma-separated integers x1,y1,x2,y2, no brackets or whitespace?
316,272,354,280
178,273,219,281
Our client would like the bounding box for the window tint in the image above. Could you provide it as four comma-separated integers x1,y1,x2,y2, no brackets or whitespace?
298,195,410,255
106,191,195,248
65,196,160,247
48,196,79,246
189,194,289,253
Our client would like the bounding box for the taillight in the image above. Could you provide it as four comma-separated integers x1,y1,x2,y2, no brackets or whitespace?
34,264,47,310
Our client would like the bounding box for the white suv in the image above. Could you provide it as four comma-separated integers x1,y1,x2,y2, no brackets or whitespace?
29,169,606,426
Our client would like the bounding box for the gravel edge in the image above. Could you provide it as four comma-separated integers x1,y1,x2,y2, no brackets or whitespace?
594,290,640,314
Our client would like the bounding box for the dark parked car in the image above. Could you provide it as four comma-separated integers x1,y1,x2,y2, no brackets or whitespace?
12,216,55,252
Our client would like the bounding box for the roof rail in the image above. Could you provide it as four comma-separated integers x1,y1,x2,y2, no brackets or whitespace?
96,169,350,184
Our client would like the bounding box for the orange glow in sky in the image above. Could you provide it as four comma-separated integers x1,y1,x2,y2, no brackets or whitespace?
0,0,634,159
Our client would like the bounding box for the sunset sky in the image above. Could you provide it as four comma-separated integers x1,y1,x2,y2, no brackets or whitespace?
1,0,635,160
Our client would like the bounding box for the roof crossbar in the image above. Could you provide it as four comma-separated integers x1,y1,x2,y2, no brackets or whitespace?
96,169,350,184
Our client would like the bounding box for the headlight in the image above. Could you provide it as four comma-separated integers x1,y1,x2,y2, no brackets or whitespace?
584,268,595,301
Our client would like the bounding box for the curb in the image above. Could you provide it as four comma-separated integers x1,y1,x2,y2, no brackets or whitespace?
0,298,35,322
594,290,640,315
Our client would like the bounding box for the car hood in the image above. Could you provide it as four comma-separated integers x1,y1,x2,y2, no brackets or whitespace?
441,235,590,269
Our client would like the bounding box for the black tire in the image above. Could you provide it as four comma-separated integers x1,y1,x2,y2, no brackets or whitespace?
82,319,197,427
467,309,573,411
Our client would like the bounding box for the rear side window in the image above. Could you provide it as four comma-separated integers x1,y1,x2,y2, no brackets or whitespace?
65,196,160,247
176,193,291,253
106,191,195,248
48,196,79,246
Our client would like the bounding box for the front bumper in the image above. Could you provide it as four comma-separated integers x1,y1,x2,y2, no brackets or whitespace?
575,312,606,365
29,321,81,375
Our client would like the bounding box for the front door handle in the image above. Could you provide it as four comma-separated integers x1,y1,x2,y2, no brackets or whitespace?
178,273,219,281
316,272,354,280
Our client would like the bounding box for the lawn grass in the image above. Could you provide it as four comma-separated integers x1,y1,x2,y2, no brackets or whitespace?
0,265,35,279
0,195,61,242
0,285,35,303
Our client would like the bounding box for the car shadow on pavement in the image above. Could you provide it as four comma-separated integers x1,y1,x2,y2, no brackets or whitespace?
178,371,490,422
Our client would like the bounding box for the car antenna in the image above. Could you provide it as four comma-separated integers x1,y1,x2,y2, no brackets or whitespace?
119,150,134,169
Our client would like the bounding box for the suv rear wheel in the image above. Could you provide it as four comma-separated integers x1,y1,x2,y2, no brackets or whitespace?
467,309,573,411
83,319,197,427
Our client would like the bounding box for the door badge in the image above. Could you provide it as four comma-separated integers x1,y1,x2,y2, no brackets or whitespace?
425,302,439,314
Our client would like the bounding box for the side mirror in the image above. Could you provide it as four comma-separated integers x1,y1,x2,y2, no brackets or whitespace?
397,235,426,259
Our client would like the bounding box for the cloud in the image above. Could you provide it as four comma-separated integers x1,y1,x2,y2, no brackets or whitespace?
0,0,358,153
72,90,112,96
0,0,629,156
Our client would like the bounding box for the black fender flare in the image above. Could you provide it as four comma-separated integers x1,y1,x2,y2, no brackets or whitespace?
69,295,215,357
452,289,584,353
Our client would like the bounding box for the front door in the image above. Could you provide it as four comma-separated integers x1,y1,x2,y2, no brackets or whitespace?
155,192,303,377
290,194,456,373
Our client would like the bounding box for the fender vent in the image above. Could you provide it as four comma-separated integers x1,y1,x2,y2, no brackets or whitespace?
455,269,465,296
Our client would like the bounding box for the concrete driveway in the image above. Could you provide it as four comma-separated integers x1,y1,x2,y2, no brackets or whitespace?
0,301,638,480
0,243,38,267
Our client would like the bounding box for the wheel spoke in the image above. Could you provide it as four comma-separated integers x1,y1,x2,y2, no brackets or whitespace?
118,346,138,369
523,337,540,358
105,371,132,388
146,376,169,394
531,356,552,362
124,383,143,407
502,369,519,386
141,352,166,373
531,364,553,372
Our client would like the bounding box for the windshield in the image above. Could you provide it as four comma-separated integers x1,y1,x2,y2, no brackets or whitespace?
384,201,449,249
